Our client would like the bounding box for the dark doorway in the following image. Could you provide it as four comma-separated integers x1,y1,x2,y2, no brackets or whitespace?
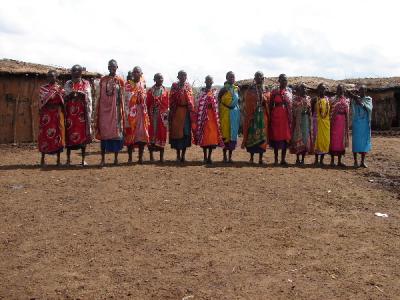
394,90,400,127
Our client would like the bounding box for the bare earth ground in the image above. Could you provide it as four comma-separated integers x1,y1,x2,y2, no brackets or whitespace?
0,136,399,300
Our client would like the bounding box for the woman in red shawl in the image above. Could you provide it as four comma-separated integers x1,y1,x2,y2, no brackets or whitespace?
125,66,149,164
169,70,196,163
269,74,292,165
64,64,93,166
38,70,65,166
195,75,223,164
147,73,169,162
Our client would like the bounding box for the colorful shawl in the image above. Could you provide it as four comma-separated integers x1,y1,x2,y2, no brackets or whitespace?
242,84,269,148
146,85,169,147
219,83,240,142
38,83,65,153
269,87,293,130
169,82,195,114
95,76,125,140
39,83,64,109
64,79,92,116
290,95,313,154
195,88,224,146
330,96,350,148
64,79,93,144
124,77,146,126
169,82,196,140
126,79,149,144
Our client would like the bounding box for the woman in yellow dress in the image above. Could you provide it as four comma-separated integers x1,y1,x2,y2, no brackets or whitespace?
313,83,331,165
218,71,240,163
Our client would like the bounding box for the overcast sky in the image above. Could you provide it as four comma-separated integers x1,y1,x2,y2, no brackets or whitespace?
1,0,399,86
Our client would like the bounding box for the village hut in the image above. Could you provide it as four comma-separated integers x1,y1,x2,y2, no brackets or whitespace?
236,76,400,130
0,59,101,144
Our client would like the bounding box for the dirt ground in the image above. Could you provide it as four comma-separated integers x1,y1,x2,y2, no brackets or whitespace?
0,136,399,299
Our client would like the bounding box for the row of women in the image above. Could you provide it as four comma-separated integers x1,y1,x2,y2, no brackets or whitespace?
38,59,373,167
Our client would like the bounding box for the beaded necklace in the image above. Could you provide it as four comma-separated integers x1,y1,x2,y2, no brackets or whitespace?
299,96,309,114
106,76,116,96
255,84,264,112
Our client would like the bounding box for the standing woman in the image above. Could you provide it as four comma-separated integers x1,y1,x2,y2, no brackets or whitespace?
313,83,330,165
147,73,169,162
125,66,149,164
350,85,373,168
329,84,350,167
96,59,125,166
169,70,196,163
269,74,292,165
195,75,224,164
290,83,313,165
241,71,269,164
218,71,240,163
64,64,93,166
38,70,65,166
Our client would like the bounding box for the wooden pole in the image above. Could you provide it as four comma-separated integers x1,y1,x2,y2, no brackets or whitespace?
13,95,20,145
29,77,38,142
30,99,35,142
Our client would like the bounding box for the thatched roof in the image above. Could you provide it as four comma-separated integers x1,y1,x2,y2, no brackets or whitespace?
236,76,400,93
0,59,101,78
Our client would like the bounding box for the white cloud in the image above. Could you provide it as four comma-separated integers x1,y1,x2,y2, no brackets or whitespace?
243,30,400,79
1,0,399,85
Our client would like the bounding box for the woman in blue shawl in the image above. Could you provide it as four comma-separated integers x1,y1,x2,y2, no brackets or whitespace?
218,71,240,163
351,85,373,168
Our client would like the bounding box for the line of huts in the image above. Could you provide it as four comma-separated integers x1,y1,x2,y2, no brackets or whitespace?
0,59,399,144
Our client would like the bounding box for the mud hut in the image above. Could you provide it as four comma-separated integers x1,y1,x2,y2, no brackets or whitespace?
0,59,101,144
236,76,400,130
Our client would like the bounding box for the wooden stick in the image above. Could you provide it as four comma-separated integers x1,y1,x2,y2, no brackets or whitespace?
30,98,35,142
29,78,37,142
13,95,20,145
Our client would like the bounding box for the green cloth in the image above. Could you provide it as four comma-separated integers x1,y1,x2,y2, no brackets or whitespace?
246,105,266,147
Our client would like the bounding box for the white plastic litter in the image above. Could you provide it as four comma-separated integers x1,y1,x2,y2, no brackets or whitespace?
10,184,24,190
374,213,388,218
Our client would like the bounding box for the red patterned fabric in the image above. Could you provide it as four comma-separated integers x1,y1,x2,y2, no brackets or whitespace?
64,79,92,147
38,83,65,153
146,85,169,148
195,88,224,147
124,79,148,146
